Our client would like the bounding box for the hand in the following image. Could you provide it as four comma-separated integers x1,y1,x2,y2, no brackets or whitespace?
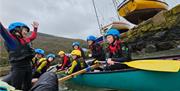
107,58,115,65
65,70,69,74
32,21,39,28
88,54,92,57
94,60,100,64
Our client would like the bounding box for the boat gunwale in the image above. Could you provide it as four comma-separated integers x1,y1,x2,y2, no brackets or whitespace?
85,68,138,75
83,55,180,75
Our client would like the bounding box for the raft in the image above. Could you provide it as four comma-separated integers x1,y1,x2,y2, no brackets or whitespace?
117,0,168,24
68,69,180,91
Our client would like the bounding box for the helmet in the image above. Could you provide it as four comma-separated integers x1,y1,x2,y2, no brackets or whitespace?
72,42,80,47
87,35,96,41
46,54,56,59
71,50,81,57
8,22,30,33
58,51,65,55
35,48,45,55
105,28,120,37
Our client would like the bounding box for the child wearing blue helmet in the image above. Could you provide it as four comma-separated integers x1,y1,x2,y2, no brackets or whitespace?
87,35,105,63
72,42,86,59
0,21,39,91
32,48,45,73
33,54,56,78
105,28,131,70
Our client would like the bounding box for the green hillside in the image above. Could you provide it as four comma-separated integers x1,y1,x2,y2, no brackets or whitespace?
0,32,87,66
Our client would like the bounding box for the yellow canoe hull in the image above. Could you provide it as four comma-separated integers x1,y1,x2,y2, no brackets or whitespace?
118,0,168,24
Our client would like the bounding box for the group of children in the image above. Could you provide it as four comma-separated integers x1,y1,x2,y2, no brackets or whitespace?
0,21,131,91
56,28,132,73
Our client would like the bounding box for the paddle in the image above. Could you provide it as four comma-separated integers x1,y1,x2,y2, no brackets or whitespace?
58,63,100,83
123,60,180,72
96,59,180,72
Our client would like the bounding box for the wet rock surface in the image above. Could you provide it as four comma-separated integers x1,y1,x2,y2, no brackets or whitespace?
121,5,180,54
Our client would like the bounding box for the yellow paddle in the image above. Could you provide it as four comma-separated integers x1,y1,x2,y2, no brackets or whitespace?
58,64,100,83
124,60,180,72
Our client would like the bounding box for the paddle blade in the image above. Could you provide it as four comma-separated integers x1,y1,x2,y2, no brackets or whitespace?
124,60,180,72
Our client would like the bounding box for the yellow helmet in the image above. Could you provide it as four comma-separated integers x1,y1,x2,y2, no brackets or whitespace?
71,50,81,57
58,51,65,55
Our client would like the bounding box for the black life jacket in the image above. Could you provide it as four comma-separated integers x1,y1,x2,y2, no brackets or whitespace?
4,38,34,63
89,42,105,61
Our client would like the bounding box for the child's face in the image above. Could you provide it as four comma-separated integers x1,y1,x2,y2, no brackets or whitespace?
48,57,54,62
87,40,93,46
21,28,29,38
106,35,114,44
73,46,79,49
72,55,77,59
35,54,43,58
59,54,64,58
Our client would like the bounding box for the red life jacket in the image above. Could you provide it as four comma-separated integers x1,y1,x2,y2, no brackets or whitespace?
108,40,122,54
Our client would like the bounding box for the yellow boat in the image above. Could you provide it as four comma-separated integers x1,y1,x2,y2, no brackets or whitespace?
117,0,168,24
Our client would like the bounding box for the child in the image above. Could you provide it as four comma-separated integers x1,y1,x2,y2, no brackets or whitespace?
67,50,87,74
87,35,105,63
72,42,86,59
32,48,45,73
56,51,71,71
0,21,39,91
33,54,56,78
105,28,131,70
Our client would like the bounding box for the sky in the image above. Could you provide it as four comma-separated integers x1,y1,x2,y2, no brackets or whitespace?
0,0,179,40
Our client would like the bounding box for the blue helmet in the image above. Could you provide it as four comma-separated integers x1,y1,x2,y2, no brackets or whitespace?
8,22,29,33
72,42,80,47
87,35,96,41
35,48,45,55
105,28,120,37
46,54,56,59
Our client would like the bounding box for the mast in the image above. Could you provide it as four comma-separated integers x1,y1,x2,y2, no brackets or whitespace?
112,0,121,21
92,0,101,31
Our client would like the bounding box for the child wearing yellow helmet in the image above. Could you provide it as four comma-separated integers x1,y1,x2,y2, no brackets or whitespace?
66,50,87,74
56,51,71,71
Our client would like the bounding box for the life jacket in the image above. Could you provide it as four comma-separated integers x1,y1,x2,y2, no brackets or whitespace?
72,59,82,73
108,40,131,58
32,57,42,69
77,48,86,59
37,58,50,73
4,37,34,63
108,40,122,55
89,42,105,61
32,57,38,69
61,55,71,69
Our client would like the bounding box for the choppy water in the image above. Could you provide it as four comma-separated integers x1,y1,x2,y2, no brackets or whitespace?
59,82,120,91
0,76,120,91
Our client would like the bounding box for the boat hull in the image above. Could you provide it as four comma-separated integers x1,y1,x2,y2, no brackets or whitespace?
69,69,180,91
117,0,168,24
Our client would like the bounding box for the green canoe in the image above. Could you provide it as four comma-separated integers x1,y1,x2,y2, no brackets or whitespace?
68,69,180,91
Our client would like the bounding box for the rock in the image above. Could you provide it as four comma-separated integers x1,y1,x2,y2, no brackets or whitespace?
121,4,180,54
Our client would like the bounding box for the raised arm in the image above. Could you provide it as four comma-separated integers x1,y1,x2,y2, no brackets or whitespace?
24,21,39,43
0,22,17,50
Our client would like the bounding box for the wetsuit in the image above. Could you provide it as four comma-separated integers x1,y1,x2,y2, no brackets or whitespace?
106,40,131,70
0,22,37,91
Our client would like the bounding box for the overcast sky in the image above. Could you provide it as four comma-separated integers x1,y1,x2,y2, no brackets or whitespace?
0,0,179,40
